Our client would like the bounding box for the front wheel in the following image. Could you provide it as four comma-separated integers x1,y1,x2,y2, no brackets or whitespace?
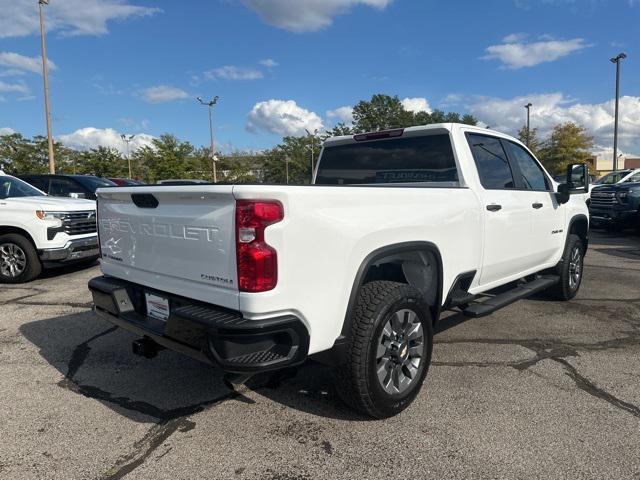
547,234,584,301
335,281,433,418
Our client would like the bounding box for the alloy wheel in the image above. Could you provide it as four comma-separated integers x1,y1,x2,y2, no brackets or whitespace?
568,245,582,290
376,308,424,395
0,243,27,278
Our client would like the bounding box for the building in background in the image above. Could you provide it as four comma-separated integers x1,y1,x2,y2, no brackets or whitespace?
589,151,640,174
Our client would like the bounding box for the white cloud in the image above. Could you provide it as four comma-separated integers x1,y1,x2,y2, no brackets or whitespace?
247,99,324,136
140,85,188,103
326,106,354,124
204,66,263,81
0,80,29,94
0,0,161,38
58,127,155,154
240,0,393,32
466,93,640,148
0,52,56,75
0,127,16,136
401,97,432,114
483,36,590,68
259,58,279,68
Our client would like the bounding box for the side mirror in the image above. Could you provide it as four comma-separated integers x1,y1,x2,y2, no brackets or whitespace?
567,163,589,192
556,163,589,204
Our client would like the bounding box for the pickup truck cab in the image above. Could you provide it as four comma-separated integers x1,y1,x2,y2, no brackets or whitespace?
89,123,589,418
0,171,99,283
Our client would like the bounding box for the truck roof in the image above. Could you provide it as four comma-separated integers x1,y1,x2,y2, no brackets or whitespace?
322,122,516,147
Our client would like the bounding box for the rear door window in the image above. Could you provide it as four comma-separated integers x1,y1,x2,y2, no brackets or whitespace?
315,134,458,185
49,178,85,197
467,134,515,189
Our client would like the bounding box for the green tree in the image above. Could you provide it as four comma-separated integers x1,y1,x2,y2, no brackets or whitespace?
262,135,321,184
351,94,413,132
517,125,544,158
74,147,127,178
218,152,262,184
349,94,477,134
132,134,195,183
539,122,594,175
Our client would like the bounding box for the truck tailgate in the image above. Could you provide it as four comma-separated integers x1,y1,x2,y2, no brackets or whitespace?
97,186,239,309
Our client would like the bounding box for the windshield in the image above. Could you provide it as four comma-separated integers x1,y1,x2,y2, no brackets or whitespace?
75,176,116,192
315,134,458,185
0,176,45,199
595,170,631,185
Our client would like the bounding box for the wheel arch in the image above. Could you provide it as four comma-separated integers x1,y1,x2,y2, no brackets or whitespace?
0,226,38,249
340,241,444,338
568,214,589,254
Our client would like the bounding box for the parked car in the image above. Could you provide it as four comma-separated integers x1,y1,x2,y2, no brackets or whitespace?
88,123,589,418
19,174,116,200
109,178,146,186
593,169,640,186
0,171,99,283
155,179,210,185
589,170,640,231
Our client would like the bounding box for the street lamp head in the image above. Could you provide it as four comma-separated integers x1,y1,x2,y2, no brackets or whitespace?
525,103,532,109
611,52,627,63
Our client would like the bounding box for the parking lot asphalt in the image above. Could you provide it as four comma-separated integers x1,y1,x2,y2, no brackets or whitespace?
1,230,639,480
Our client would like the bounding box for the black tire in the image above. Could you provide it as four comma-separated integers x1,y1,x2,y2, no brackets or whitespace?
547,234,584,301
0,233,42,284
335,280,433,418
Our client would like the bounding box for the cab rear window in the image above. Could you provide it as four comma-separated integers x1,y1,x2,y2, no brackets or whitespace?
315,134,458,185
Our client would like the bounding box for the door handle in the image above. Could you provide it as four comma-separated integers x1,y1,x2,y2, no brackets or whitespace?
532,202,543,209
486,204,502,212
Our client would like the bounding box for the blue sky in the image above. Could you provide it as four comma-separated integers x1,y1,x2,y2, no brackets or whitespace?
0,0,639,155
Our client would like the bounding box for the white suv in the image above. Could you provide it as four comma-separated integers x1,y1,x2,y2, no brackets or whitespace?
0,171,99,283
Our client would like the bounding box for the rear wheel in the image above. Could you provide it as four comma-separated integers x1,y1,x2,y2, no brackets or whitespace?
0,234,42,284
547,234,584,301
335,281,433,418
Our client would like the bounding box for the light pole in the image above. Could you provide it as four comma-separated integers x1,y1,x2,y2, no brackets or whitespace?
38,0,55,174
120,134,135,178
285,156,289,184
197,96,219,183
305,128,319,183
524,103,532,147
610,53,626,171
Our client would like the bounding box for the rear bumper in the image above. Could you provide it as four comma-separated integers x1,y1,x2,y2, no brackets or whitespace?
40,236,99,263
88,275,310,374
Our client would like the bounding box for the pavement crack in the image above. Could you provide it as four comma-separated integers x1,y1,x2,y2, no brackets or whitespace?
58,327,249,479
15,300,93,309
65,326,118,379
99,417,193,480
553,357,640,419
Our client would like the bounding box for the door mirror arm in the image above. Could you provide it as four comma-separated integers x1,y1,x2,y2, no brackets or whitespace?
556,183,570,204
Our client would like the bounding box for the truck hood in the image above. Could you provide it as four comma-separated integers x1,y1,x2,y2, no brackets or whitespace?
10,196,96,210
592,182,640,192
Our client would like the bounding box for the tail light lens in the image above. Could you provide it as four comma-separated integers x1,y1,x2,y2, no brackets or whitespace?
235,200,284,292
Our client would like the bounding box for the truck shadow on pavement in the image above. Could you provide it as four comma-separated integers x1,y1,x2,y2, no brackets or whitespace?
39,259,100,280
19,309,372,425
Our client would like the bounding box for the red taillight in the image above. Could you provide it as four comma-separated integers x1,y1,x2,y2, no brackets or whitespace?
235,200,284,292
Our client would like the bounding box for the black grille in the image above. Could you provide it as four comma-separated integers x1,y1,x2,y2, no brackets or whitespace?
590,190,617,208
62,210,97,236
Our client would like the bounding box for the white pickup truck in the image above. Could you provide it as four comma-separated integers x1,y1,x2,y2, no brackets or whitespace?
0,171,99,283
89,123,589,418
